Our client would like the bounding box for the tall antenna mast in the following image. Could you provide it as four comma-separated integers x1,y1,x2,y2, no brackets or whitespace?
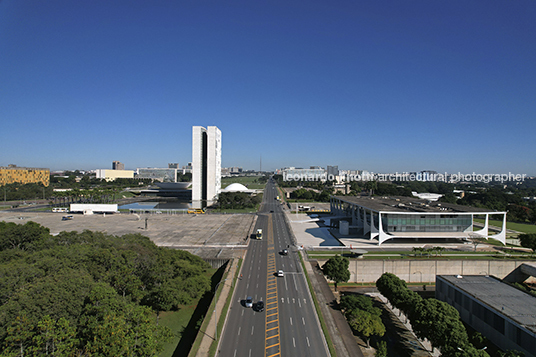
260,155,262,172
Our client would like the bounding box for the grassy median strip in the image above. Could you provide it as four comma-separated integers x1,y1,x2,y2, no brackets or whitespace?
207,258,242,357
298,251,337,357
187,259,242,357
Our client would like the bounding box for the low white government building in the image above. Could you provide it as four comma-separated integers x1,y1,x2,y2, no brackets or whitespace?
70,204,118,215
330,195,506,245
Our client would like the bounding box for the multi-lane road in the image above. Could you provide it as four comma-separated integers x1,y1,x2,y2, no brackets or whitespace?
217,179,330,357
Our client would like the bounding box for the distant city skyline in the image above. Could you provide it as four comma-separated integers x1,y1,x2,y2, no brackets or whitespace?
1,1,535,175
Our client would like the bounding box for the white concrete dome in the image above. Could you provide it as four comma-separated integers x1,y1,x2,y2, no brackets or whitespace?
222,183,249,192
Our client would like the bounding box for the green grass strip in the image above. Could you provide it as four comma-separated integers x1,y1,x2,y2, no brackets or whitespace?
474,218,536,234
207,258,242,357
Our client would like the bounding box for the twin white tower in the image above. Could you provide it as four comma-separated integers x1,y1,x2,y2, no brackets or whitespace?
192,126,221,202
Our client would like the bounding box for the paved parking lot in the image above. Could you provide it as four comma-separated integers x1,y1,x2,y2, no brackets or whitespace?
0,211,256,259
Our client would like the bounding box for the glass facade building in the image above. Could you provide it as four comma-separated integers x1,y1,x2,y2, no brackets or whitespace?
330,195,506,245
383,213,472,233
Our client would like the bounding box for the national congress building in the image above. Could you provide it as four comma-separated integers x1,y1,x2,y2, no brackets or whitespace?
330,195,506,245
192,126,221,203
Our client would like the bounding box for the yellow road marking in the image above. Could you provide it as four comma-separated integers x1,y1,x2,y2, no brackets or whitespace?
265,216,280,357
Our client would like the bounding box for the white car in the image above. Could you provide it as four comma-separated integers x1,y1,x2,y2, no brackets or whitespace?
277,270,284,277
245,296,253,308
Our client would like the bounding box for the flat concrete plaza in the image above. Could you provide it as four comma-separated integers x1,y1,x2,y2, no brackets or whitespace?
0,211,255,259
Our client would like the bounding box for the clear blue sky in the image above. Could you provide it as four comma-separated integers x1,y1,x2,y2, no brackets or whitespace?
1,0,535,174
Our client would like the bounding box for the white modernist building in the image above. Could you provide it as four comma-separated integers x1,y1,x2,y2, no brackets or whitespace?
70,204,118,215
330,195,506,245
192,126,221,202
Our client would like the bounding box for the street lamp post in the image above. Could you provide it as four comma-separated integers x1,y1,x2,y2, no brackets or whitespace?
213,279,227,341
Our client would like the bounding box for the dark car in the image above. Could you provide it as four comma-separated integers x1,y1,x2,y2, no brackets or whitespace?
281,249,288,255
255,300,264,312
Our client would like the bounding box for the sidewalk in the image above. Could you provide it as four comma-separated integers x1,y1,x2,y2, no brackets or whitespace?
305,258,365,357
195,258,239,357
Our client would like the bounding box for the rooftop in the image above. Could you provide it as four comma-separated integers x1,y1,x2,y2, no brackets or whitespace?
332,195,498,214
439,275,536,333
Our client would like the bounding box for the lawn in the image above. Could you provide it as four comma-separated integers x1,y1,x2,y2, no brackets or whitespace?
474,218,536,234
221,176,266,189
158,307,201,357
158,267,217,357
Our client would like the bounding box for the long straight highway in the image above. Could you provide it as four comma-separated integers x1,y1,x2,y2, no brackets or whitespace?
217,179,330,357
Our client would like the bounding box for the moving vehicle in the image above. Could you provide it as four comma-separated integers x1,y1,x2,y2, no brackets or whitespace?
255,300,264,312
277,270,284,277
245,296,253,308
62,215,74,221
255,229,263,240
281,249,288,255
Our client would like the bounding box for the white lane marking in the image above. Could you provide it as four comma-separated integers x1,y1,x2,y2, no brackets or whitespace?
293,275,298,291
249,349,252,357
251,326,254,335
284,276,288,290
290,317,293,325
306,337,310,347
238,327,241,335
234,350,237,357
242,310,244,316
302,317,305,325
293,337,296,347
298,299,302,308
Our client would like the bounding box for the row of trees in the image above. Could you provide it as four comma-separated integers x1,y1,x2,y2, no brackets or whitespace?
49,188,121,207
376,273,488,357
0,222,212,356
1,178,152,204
1,183,53,202
215,192,262,210
289,188,331,202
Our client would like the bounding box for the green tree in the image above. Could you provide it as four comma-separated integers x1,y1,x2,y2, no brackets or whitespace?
340,294,381,318
322,255,350,291
0,221,51,251
347,309,385,348
519,233,536,256
2,315,34,357
32,315,76,357
499,351,525,357
364,181,378,195
375,340,387,357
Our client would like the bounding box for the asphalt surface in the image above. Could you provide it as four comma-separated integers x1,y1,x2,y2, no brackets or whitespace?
217,179,330,357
